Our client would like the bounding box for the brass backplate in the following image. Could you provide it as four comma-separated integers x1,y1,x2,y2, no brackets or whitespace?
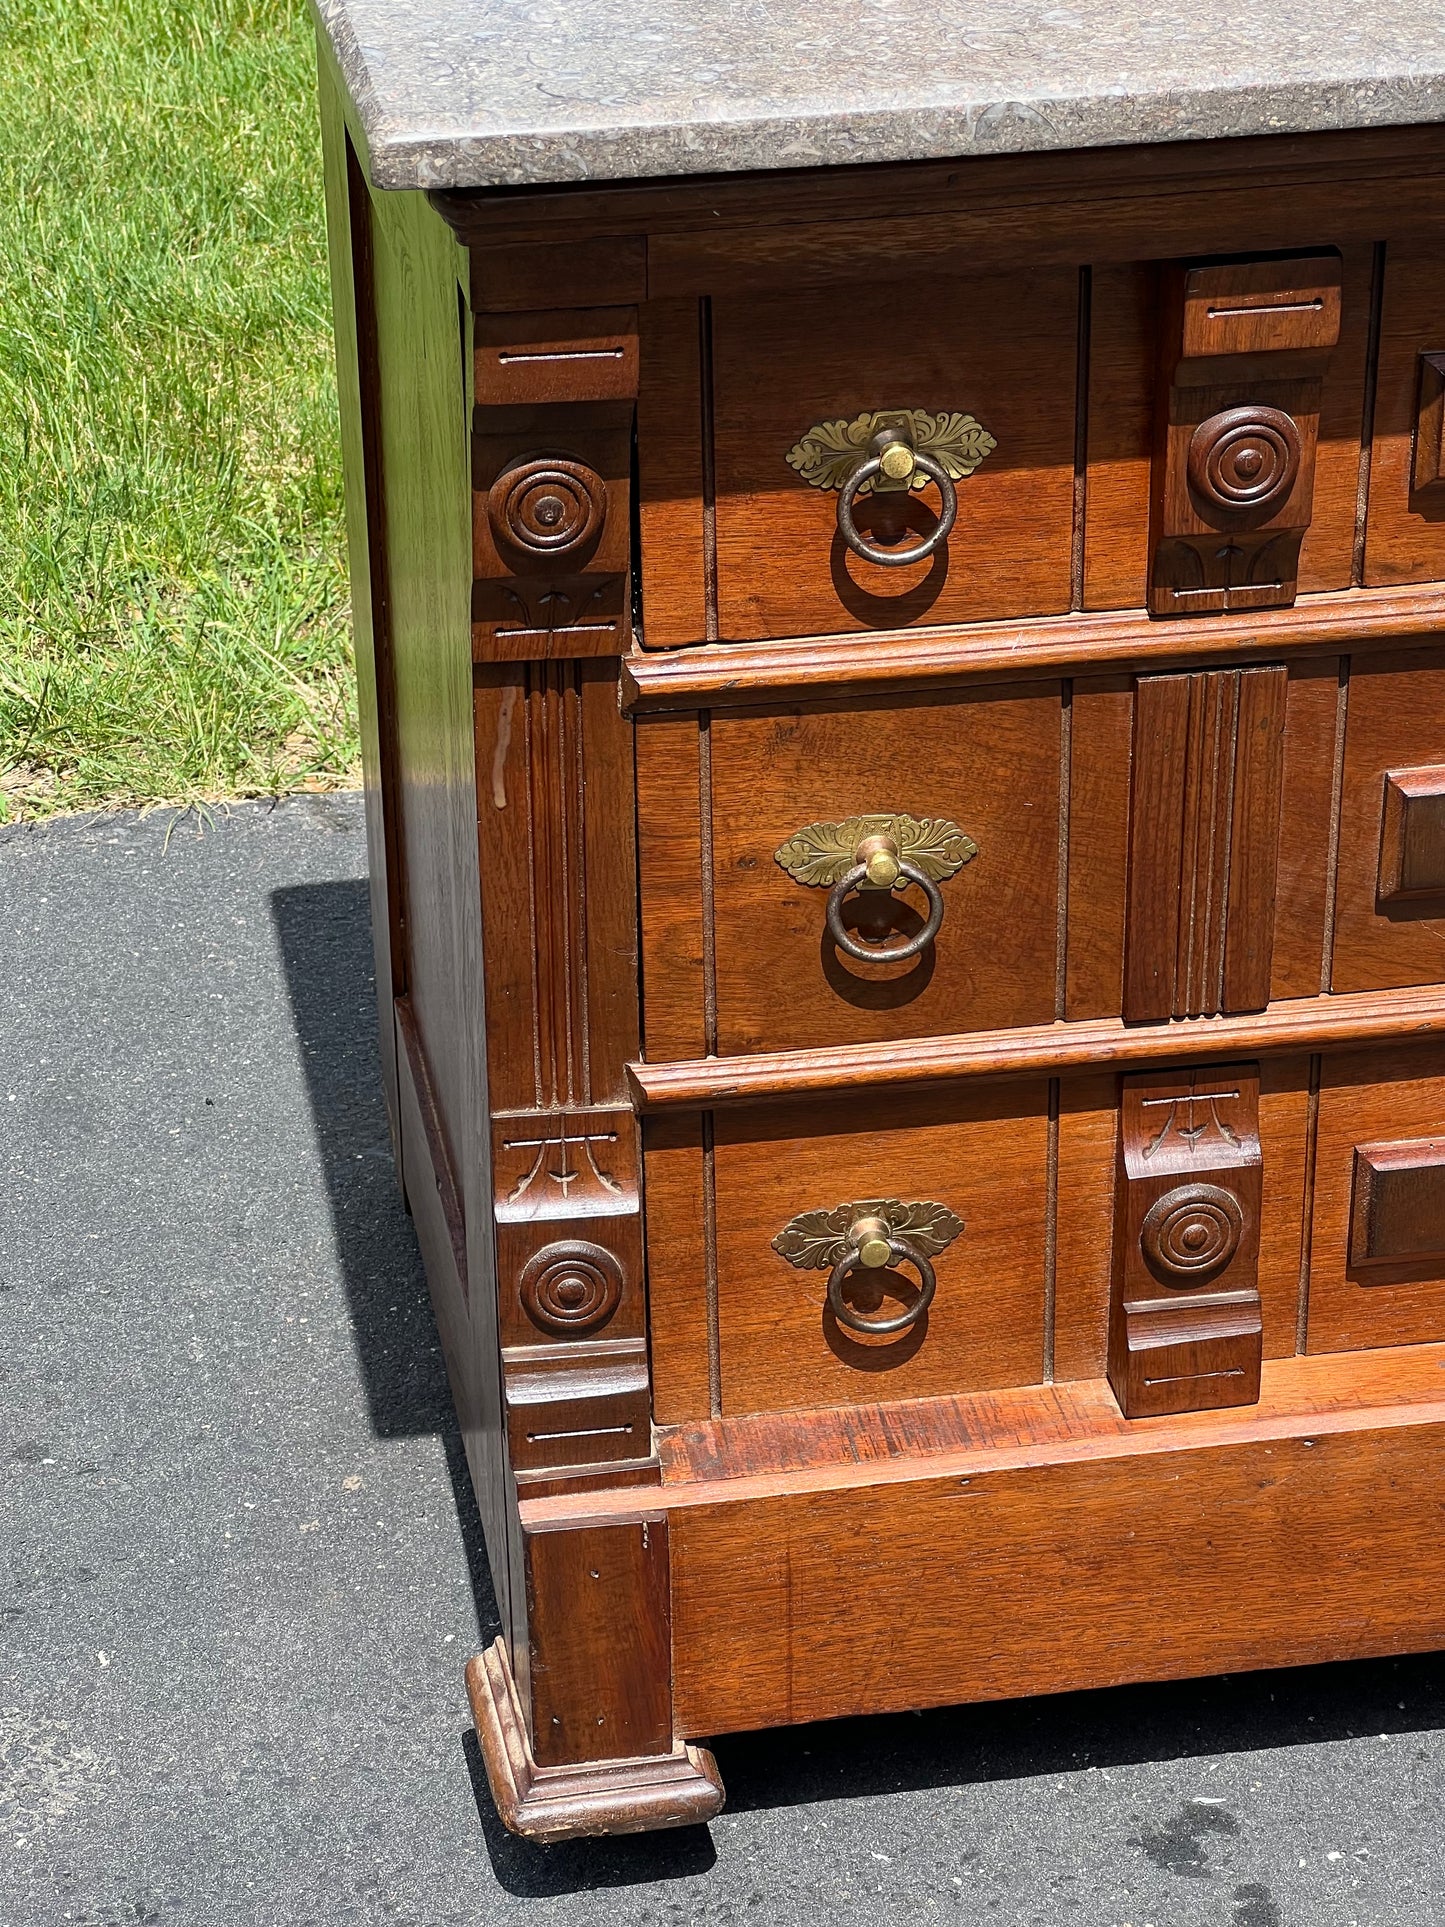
774,812,977,887
772,1199,965,1270
785,408,996,497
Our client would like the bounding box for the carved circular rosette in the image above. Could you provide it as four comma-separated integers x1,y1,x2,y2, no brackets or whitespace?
1187,405,1301,514
1140,1183,1244,1286
488,455,607,558
518,1240,623,1335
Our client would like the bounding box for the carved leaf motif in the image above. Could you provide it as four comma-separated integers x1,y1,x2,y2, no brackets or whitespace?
877,1198,966,1257
784,408,997,497
774,812,978,887
911,410,999,486
771,1198,965,1268
770,1202,861,1270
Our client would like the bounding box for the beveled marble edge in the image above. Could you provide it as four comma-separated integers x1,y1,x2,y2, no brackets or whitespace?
311,0,1445,193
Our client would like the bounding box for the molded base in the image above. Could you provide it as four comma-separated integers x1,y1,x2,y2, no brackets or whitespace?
465,1639,725,1840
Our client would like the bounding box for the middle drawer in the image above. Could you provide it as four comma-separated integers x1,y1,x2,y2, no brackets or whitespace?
637,681,1062,1057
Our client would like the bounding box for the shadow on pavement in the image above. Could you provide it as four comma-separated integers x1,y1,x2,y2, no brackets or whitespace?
270,876,500,1652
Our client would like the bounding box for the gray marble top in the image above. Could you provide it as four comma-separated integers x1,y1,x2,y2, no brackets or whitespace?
313,0,1445,192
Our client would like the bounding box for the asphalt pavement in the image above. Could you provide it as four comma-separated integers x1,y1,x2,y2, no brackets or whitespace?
1,794,1441,1927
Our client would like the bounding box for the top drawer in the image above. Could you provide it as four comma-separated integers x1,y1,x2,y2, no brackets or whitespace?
632,239,1445,647
708,268,1080,642
633,266,1081,649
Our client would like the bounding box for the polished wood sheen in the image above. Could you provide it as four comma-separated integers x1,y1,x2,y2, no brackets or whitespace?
665,1408,1445,1735
321,68,1445,1835
1332,650,1445,991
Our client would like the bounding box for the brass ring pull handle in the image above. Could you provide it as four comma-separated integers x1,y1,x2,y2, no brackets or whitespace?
836,430,957,569
823,832,945,964
771,1197,964,1343
826,1216,938,1335
774,813,978,964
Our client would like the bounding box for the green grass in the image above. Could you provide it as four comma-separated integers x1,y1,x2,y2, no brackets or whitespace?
0,0,356,820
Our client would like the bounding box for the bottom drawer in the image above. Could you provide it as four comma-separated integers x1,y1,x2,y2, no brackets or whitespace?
642,1046,1445,1426
646,1084,1050,1420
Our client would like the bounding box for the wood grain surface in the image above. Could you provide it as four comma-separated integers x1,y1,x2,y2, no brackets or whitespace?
1364,245,1445,586
666,1415,1445,1734
705,685,1061,1054
711,1084,1050,1414
635,296,709,650
709,270,1077,640
620,582,1445,712
629,984,1445,1110
1309,1042,1445,1350
1331,647,1445,992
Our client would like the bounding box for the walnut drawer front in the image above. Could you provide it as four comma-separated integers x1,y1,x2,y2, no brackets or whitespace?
1332,647,1445,993
707,268,1078,642
1308,1042,1445,1353
646,1085,1050,1421
637,682,1062,1060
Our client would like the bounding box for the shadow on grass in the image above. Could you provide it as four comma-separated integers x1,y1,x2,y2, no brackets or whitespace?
269,869,1445,1897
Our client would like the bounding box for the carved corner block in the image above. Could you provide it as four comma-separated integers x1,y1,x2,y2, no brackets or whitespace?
1349,1137,1445,1270
1149,252,1342,616
1108,1065,1264,1418
470,302,639,660
1379,765,1445,903
466,1512,724,1840
493,1112,657,1494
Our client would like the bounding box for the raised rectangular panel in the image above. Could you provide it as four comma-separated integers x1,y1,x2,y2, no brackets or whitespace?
1332,651,1445,991
1379,764,1445,902
1350,1138,1445,1268
1310,1044,1445,1349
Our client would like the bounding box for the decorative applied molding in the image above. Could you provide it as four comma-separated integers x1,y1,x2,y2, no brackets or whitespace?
488,454,607,558
519,1240,624,1334
626,984,1445,1111
772,1198,964,1270
785,409,995,496
466,1635,723,1841
1412,349,1445,500
1149,252,1339,616
774,813,976,888
1187,406,1302,513
1140,1182,1244,1285
1124,664,1287,1023
1110,1065,1263,1421
1379,765,1445,903
496,1111,627,1213
475,579,626,663
1349,1137,1445,1269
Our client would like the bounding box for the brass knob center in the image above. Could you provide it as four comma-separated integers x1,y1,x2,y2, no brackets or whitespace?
855,832,902,890
850,1216,893,1269
877,440,916,484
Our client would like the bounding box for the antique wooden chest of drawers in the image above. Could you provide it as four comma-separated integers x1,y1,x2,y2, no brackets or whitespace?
315,0,1445,1839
